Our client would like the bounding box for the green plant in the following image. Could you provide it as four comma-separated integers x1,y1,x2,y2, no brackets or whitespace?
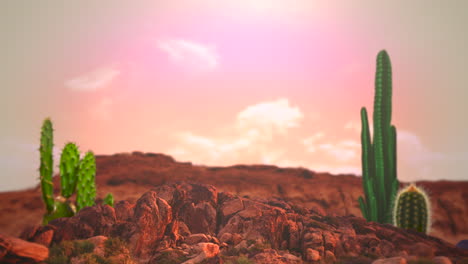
39,118,105,224
104,237,129,257
103,193,114,207
46,240,95,264
358,50,399,224
76,151,97,211
236,256,254,264
40,118,55,215
393,184,431,233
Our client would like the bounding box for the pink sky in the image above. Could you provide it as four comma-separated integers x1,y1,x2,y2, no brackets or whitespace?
2,1,468,191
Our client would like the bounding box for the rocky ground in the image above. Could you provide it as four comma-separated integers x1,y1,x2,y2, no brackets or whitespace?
0,152,467,263
4,182,468,263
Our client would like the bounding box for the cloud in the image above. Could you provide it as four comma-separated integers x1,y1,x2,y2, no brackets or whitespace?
157,38,219,73
167,98,303,165
316,141,359,162
65,66,120,91
236,98,304,141
302,132,325,153
90,98,113,121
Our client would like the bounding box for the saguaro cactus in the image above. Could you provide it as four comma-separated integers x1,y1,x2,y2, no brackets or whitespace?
393,184,431,233
358,50,399,224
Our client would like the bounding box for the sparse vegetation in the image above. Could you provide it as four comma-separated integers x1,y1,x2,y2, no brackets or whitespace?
46,238,134,264
151,249,189,264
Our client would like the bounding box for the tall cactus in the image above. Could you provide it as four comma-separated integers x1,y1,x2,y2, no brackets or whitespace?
358,50,399,224
76,151,97,211
39,118,55,214
393,184,431,233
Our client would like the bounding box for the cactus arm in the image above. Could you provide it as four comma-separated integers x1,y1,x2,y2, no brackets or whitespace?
360,107,376,221
76,151,97,211
59,142,81,198
386,125,398,222
358,196,368,220
39,118,55,213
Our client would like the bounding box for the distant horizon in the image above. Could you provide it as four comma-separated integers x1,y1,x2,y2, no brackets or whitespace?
4,149,467,193
2,1,468,191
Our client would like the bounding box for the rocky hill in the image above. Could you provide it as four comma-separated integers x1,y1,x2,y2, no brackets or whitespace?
0,151,467,262
9,182,468,264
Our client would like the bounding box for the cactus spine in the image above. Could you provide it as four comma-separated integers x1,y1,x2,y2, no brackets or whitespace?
358,50,399,224
76,151,97,211
39,118,55,214
393,184,431,233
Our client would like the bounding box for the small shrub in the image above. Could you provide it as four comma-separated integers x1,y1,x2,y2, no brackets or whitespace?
46,240,94,264
247,241,271,255
236,255,254,264
104,237,129,257
151,250,188,264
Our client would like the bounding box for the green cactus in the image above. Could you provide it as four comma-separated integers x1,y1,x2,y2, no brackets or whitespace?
393,184,431,233
43,197,76,225
358,50,399,224
76,151,97,211
39,118,55,214
59,142,81,198
103,193,114,207
39,118,108,224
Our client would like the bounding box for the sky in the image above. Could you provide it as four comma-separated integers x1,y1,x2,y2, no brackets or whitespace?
1,0,468,191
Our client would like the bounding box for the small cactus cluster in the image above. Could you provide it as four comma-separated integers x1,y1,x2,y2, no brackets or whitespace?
393,184,431,234
39,118,113,225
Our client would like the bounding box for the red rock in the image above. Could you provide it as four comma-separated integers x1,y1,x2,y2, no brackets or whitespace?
132,191,172,259
0,234,49,263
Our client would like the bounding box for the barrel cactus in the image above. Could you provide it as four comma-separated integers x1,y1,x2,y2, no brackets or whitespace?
393,184,431,234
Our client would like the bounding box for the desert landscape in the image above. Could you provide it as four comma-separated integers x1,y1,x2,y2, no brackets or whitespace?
1,151,467,263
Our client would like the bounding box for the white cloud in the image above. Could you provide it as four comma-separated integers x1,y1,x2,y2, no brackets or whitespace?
65,66,120,91
167,98,303,165
90,98,113,121
236,98,304,141
302,132,325,153
318,142,358,162
157,38,219,73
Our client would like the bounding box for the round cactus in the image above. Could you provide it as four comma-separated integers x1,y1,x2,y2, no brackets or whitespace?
59,142,81,198
76,151,97,211
39,118,55,213
393,184,431,234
